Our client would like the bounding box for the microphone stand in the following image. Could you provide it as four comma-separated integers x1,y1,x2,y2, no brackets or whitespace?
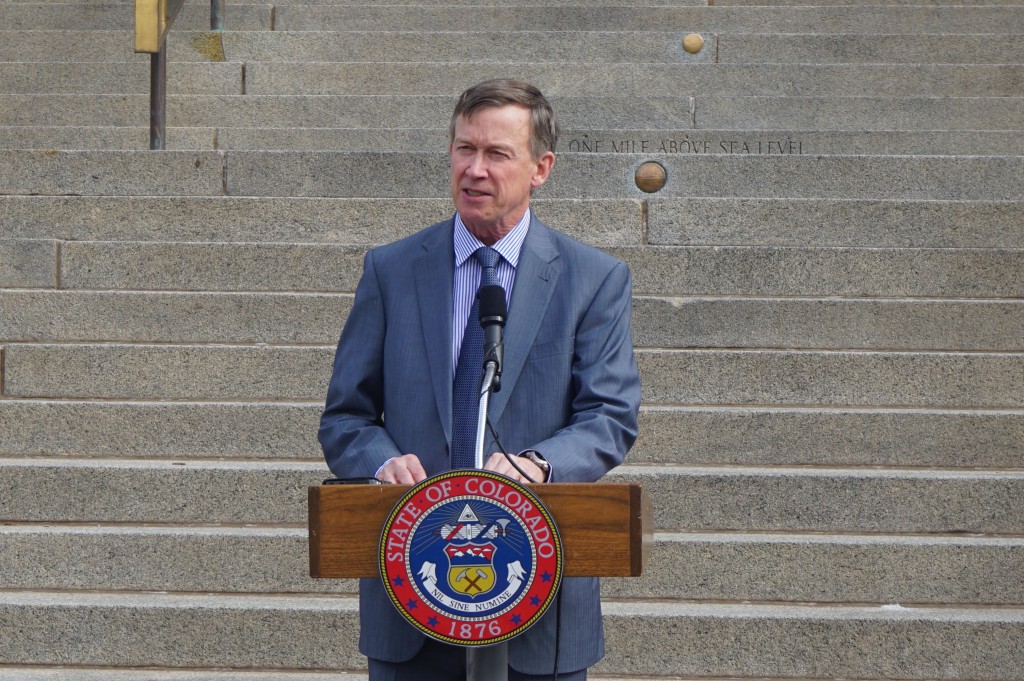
467,358,507,681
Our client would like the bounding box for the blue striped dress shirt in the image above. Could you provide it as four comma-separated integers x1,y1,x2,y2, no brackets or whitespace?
451,209,529,374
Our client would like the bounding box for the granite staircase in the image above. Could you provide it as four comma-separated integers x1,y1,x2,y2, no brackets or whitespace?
1,0,1022,679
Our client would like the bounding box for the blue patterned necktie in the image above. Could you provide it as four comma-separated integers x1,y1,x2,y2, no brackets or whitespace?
451,247,501,469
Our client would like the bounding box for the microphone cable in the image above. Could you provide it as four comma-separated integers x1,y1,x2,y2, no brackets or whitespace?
484,418,566,681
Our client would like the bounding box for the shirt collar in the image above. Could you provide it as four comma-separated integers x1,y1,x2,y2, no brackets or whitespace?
453,209,531,268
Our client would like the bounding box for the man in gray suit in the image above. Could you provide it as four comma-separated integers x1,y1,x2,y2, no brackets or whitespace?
319,79,641,681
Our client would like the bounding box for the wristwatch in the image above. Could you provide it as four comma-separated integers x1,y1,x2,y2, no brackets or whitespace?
518,449,550,482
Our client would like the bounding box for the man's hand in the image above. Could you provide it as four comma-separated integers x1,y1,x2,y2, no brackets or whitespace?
483,452,546,483
376,454,428,484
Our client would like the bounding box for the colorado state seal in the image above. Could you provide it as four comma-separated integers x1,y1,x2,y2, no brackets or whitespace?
379,470,563,646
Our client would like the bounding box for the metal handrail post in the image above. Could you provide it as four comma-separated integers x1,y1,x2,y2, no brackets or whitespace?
211,0,223,30
149,43,167,150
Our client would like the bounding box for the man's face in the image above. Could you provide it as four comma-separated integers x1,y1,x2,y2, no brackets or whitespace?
450,105,555,245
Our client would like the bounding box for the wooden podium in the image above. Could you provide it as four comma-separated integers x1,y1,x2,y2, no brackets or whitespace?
309,482,651,579
308,480,651,679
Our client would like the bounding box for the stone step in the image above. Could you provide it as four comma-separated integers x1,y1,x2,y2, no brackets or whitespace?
272,5,1024,34
225,152,1024,201
0,94,696,129
27,240,1022,300
0,671,366,681
3,343,1023,406
210,31,1024,65
2,401,1020,469
718,33,1024,64
217,127,1024,156
1,524,1021,604
0,125,217,150
3,196,1021,248
2,30,1019,67
0,62,243,95
3,93,1018,131
0,3,271,31
0,591,1019,677
6,126,1024,157
0,457,1021,532
5,149,1022,200
243,63,1024,97
3,289,1022,352
0,30,225,62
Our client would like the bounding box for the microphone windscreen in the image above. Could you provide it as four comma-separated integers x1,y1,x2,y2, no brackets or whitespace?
478,285,507,325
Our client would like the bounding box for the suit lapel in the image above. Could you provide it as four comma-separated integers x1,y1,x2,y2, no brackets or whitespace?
413,220,456,445
489,217,561,423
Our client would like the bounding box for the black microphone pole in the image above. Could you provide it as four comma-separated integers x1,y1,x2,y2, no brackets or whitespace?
473,284,506,470
469,283,509,681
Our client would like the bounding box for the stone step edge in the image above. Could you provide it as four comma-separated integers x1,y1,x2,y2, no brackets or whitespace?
1,590,1022,622
3,522,1021,547
2,456,1022,480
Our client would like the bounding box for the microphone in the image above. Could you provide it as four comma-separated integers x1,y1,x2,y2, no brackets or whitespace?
477,284,506,390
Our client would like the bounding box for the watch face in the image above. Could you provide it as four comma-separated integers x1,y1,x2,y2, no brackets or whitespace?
379,470,563,646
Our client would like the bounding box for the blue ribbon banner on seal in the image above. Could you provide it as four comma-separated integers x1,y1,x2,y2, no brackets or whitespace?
379,470,564,646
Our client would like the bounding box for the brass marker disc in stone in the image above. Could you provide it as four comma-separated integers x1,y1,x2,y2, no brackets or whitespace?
635,162,667,193
683,33,705,54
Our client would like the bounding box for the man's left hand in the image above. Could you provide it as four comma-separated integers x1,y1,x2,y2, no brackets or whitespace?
483,452,546,483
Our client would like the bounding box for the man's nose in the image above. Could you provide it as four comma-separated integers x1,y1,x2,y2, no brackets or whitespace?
467,153,488,176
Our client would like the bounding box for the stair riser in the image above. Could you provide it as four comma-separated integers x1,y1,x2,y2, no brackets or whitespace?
4,290,1022,351
2,462,1020,533
2,528,1020,604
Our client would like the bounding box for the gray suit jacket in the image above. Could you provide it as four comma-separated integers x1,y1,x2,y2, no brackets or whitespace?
319,214,641,674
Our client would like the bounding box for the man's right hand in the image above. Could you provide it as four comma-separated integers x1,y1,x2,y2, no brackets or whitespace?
376,454,428,484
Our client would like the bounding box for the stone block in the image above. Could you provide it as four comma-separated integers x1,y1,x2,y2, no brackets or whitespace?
60,242,369,292
0,399,322,458
0,62,243,95
718,33,1024,64
637,349,1024,408
0,290,350,344
0,126,215,150
0,525,355,594
0,671,366,681
614,246,1024,297
632,406,1024,468
0,591,362,668
2,344,333,400
0,150,224,197
632,297,1024,352
0,240,55,288
0,2,271,31
609,465,1024,533
695,95,1023,131
0,196,643,246
560,129,1024,157
0,458,323,523
646,198,1024,248
0,30,233,63
598,601,1024,679
604,533,1024,604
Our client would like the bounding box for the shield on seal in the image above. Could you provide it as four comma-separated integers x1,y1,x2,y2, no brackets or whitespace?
445,542,497,597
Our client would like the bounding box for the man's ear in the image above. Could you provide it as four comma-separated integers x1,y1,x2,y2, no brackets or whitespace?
531,151,556,188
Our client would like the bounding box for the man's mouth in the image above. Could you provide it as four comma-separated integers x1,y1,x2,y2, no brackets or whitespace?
463,189,490,197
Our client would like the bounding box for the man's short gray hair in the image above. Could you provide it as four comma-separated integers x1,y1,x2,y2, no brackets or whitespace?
450,79,559,160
